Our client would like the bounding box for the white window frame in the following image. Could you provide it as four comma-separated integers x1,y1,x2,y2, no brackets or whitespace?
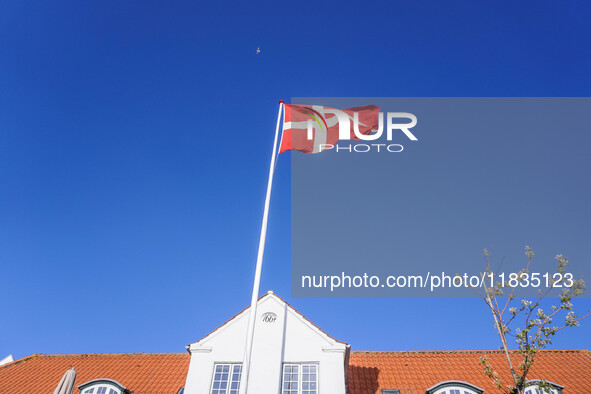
523,380,563,394
432,389,477,394
209,363,242,394
428,381,483,394
281,363,319,394
81,384,122,394
524,387,559,394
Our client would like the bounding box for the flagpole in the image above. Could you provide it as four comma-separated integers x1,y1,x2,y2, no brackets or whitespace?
239,100,284,394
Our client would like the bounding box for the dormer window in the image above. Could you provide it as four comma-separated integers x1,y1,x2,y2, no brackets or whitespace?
81,388,119,394
77,379,127,394
524,380,564,394
426,380,484,394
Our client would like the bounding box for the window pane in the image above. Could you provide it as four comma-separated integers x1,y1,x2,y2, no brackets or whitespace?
230,364,242,394
308,364,317,394
282,364,317,394
282,365,297,394
212,364,241,394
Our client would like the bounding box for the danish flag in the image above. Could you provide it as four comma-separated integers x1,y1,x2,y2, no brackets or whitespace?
279,104,380,154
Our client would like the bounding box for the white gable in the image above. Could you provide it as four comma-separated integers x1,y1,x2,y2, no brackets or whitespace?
184,291,349,394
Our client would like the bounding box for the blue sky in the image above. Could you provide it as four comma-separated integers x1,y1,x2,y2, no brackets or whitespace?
0,1,590,359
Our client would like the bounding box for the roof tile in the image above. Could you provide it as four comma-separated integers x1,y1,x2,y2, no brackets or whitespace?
348,349,591,393
1,349,589,393
0,353,189,394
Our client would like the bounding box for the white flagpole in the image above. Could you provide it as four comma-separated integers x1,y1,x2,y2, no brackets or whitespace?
239,100,284,394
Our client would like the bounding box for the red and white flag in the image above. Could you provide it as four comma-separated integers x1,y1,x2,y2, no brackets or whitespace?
279,104,380,154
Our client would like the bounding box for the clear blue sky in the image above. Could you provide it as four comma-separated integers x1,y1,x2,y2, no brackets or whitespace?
0,1,590,360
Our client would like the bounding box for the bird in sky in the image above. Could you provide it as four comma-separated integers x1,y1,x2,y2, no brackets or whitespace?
256,47,261,54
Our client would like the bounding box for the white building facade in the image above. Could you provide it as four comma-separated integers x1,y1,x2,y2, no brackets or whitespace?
184,291,349,394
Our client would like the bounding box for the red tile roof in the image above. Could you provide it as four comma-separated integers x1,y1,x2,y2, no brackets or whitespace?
0,349,589,393
348,349,591,394
0,353,190,394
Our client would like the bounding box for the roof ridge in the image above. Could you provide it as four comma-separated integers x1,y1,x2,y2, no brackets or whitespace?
39,352,188,357
0,352,188,368
0,354,41,370
351,349,590,354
